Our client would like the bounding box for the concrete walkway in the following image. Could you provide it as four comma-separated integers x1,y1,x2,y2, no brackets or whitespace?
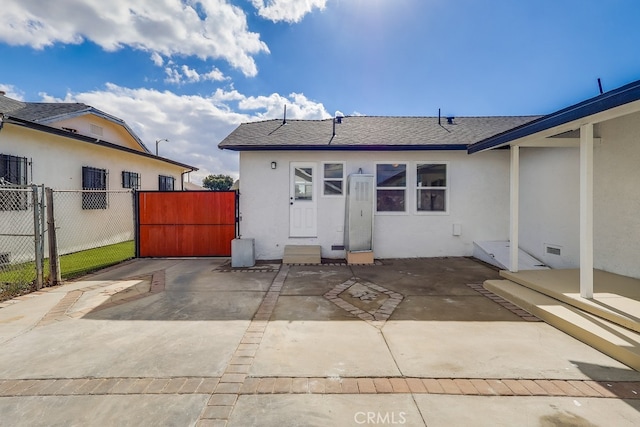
1,257,639,426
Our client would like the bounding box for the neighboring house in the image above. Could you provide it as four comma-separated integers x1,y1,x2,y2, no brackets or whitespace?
0,92,197,261
0,92,197,191
219,115,540,260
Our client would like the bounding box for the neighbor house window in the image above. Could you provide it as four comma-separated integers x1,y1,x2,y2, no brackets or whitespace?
323,162,344,196
122,171,140,189
416,163,447,212
0,154,29,211
376,163,406,212
82,166,108,210
159,175,175,191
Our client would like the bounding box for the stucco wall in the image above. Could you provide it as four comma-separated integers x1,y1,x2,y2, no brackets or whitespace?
239,150,510,260
519,147,580,269
518,111,640,279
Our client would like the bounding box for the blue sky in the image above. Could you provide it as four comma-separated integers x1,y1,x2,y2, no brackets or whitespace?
2,0,640,183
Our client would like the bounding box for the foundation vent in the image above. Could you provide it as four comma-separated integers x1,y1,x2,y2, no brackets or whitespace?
545,245,562,256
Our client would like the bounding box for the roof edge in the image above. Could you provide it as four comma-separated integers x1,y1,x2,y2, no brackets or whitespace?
468,78,640,154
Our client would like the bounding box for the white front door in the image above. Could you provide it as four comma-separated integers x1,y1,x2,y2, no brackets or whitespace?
290,163,317,237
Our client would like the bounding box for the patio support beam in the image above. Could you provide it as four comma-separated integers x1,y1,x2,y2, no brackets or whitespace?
509,145,520,272
580,123,594,298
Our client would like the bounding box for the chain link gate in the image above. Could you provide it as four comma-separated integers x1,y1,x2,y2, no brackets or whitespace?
0,185,45,297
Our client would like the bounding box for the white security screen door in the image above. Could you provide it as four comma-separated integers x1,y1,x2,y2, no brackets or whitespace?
290,163,317,237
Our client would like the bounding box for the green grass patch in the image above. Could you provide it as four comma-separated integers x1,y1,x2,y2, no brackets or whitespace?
0,240,135,301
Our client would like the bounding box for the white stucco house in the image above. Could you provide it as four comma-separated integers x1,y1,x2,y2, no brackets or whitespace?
219,78,640,285
0,92,197,192
218,114,539,261
0,92,197,261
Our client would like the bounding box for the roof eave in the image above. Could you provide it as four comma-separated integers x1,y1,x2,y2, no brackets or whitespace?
4,116,198,171
219,144,469,152
468,79,640,154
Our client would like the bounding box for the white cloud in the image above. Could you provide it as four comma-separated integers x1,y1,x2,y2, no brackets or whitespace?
0,0,269,77
41,84,329,183
251,0,327,23
164,64,228,84
150,52,164,66
0,83,25,100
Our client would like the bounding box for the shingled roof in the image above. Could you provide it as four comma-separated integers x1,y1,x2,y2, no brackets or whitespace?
218,115,541,151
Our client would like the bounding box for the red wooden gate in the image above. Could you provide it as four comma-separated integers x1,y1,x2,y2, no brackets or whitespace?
136,191,237,257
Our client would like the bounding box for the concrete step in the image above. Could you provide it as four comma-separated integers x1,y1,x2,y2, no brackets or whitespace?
500,269,640,333
283,245,321,264
485,279,640,371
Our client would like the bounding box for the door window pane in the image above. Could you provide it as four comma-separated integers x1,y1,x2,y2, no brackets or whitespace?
294,167,313,200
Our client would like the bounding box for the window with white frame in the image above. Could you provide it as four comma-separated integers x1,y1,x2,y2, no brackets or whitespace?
82,166,108,210
416,163,447,212
122,171,140,189
323,162,344,196
376,163,406,212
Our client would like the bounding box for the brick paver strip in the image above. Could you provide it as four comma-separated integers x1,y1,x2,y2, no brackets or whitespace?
19,379,57,396
454,379,480,395
340,378,359,394
0,380,24,395
438,379,463,395
534,380,566,396
273,377,292,394
225,364,251,375
127,378,154,394
57,379,90,395
470,379,497,395
180,378,205,394
196,378,220,394
256,378,276,394
551,380,584,396
357,378,376,394
502,379,531,395
389,378,410,393
145,378,170,394
163,378,188,394
485,380,514,396
111,378,137,394
208,394,237,406
215,382,242,394
239,378,260,394
519,379,548,396
291,378,309,394
374,378,393,393
568,380,604,397
325,379,342,394
585,381,617,398
11,379,42,396
422,379,445,394
308,378,326,393
406,378,427,393
606,382,640,399
41,379,75,395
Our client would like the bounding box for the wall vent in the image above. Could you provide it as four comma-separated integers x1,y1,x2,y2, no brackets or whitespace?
545,245,562,256
90,124,103,137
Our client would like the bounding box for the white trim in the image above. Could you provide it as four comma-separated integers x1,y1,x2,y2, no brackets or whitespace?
321,161,346,198
414,161,450,216
374,161,408,215
509,145,519,272
580,123,594,298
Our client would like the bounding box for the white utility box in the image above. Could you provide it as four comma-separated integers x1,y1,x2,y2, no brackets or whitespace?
231,238,255,267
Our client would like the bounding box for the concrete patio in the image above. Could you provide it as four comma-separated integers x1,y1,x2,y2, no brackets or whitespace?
0,257,639,426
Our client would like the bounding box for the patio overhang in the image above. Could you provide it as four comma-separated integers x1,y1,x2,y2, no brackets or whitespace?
470,79,640,300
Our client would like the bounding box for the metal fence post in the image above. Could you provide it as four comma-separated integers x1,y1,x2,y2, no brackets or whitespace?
31,185,43,289
45,188,61,285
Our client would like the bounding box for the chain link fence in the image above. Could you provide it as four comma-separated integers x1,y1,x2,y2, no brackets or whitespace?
0,185,45,299
49,189,135,280
1,187,135,301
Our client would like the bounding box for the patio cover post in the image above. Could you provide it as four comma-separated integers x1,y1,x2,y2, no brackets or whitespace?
509,145,520,272
580,123,594,298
